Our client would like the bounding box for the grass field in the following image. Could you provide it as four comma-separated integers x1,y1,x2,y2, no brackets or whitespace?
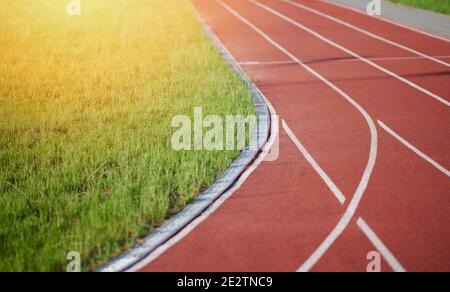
389,0,450,15
0,0,254,271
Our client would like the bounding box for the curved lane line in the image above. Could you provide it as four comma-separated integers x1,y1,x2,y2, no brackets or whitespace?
296,110,377,271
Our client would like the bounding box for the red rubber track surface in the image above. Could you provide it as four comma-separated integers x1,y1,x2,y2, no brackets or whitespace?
139,0,450,272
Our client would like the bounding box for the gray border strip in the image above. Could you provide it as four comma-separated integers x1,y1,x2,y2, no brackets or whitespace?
327,0,450,40
97,9,271,273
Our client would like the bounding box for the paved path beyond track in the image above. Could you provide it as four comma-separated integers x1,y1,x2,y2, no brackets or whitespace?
135,0,450,272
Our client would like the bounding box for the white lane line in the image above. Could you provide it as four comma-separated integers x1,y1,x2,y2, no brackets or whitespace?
378,120,450,177
249,0,450,107
239,60,296,65
215,0,379,272
239,55,450,66
320,0,450,44
357,217,407,272
282,120,346,204
127,110,280,272
281,0,450,68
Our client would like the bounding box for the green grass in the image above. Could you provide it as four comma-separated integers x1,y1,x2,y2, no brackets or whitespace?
389,0,450,15
0,0,254,271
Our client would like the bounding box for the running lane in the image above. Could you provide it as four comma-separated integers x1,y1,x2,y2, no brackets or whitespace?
136,0,449,271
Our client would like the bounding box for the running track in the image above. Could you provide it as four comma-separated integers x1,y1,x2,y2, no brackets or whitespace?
137,0,450,272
